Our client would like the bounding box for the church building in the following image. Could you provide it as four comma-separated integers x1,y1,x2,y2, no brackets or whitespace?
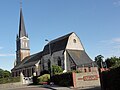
11,7,97,77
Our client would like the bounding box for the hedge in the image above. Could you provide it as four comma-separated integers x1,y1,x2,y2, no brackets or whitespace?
32,76,39,85
0,76,20,84
101,67,120,90
38,74,50,82
32,74,50,85
51,72,73,86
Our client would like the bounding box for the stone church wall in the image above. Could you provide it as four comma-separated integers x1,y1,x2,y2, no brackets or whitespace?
51,50,64,68
41,50,64,72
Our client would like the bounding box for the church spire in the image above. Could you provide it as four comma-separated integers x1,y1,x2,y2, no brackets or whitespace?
16,0,30,64
20,0,22,9
19,1,27,38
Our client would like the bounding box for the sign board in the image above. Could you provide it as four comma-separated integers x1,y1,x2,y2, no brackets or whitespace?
72,68,100,88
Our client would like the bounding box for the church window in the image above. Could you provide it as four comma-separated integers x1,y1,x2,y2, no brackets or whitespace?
71,66,76,70
26,42,27,47
88,67,91,72
73,39,76,43
23,42,24,47
42,59,45,70
84,68,87,72
18,71,20,76
15,72,17,77
48,59,50,70
32,68,34,74
58,57,61,66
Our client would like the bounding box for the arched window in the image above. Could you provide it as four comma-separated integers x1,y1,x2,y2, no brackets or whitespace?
32,68,34,74
42,59,44,70
84,68,87,72
73,39,77,43
22,42,24,47
88,67,91,72
48,59,50,69
58,57,61,66
26,42,27,48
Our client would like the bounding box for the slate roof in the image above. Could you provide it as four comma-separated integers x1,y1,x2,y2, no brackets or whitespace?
12,32,73,71
12,32,96,71
43,32,73,55
19,8,27,38
66,49,97,67
12,52,42,71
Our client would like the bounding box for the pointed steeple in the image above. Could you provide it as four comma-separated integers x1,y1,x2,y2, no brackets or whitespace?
19,8,27,38
16,0,30,65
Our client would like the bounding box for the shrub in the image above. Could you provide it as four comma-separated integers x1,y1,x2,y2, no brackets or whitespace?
101,66,120,90
40,70,49,75
10,76,20,83
0,76,20,84
52,65,63,75
38,74,50,82
32,76,39,85
51,72,73,86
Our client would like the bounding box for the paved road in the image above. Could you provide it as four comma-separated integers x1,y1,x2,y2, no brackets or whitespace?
8,86,50,90
2,85,101,90
0,84,101,90
0,85,51,90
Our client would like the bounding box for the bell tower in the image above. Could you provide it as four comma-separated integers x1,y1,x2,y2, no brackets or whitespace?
16,3,30,65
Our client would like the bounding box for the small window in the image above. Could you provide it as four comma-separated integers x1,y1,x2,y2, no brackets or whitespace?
26,43,27,47
48,59,50,69
84,68,87,72
32,68,34,74
71,66,76,70
23,42,24,47
58,57,61,66
73,39,76,43
88,67,91,72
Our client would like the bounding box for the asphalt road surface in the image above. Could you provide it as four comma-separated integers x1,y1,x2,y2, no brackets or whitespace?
9,87,50,90
0,84,101,90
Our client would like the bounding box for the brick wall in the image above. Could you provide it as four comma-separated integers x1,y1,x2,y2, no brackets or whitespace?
72,68,100,88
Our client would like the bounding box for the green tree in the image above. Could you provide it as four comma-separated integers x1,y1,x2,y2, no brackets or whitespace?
105,56,120,68
0,69,4,78
52,65,63,75
95,55,104,68
0,68,11,78
3,70,11,78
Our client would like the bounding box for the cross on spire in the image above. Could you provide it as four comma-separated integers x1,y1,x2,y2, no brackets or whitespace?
20,0,22,8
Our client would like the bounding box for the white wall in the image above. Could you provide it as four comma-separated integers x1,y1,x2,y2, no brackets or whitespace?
66,33,84,50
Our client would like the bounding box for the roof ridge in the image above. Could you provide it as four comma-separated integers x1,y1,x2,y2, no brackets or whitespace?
49,32,74,44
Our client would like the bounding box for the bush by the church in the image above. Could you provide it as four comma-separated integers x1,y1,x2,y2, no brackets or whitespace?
52,65,63,75
32,74,50,85
51,72,73,86
40,70,49,75
38,74,50,84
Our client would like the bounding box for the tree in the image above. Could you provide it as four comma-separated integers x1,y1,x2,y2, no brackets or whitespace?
105,56,120,68
0,69,4,78
0,68,11,78
95,55,104,68
52,65,63,75
3,70,11,78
